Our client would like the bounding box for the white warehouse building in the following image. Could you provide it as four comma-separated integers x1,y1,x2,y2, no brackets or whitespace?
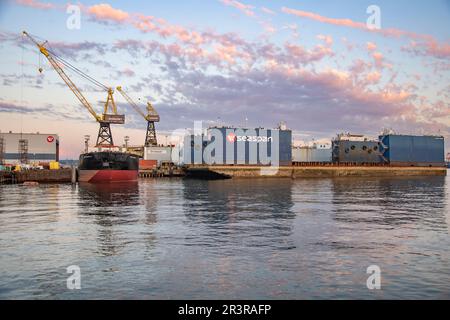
0,132,59,165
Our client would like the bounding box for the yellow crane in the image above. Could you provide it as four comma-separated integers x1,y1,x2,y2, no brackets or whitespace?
116,86,160,147
22,31,125,148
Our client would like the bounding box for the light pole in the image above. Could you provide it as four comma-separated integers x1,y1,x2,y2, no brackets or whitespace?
84,135,90,153
124,136,130,150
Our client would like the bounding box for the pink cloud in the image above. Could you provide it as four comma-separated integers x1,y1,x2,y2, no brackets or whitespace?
281,6,449,60
284,42,334,65
220,0,255,17
317,34,333,46
367,42,377,52
372,52,384,69
9,1,448,144
366,71,381,84
402,39,450,60
120,68,135,77
87,3,130,23
15,0,54,9
282,7,368,30
261,7,275,15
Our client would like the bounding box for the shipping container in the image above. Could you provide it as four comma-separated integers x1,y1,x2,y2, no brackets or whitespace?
379,134,445,167
139,159,158,170
49,161,60,170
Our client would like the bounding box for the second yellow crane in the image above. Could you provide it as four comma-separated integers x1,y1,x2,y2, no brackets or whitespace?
116,86,160,147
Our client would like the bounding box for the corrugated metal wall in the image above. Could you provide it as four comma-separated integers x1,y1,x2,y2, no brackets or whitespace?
379,134,445,166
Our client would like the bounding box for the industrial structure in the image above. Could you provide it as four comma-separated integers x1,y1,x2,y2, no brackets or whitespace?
379,134,445,167
23,31,125,148
292,143,332,163
329,133,446,167
1,31,445,183
116,86,160,147
144,146,173,165
332,133,380,164
0,132,59,165
184,125,292,166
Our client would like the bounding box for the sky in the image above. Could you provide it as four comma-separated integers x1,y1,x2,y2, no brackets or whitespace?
0,0,449,159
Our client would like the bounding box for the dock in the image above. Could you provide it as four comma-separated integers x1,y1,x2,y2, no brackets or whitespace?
0,169,72,184
185,165,448,179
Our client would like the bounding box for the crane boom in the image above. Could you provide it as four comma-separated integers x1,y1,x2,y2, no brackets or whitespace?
22,31,101,122
116,86,160,147
116,86,147,119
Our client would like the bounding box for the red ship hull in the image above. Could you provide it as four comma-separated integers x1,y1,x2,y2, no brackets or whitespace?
78,152,139,183
78,169,138,183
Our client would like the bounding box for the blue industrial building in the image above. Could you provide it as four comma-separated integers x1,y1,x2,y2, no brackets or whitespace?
183,126,292,166
379,134,445,167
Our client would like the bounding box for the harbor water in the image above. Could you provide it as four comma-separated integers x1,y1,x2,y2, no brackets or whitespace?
0,175,449,299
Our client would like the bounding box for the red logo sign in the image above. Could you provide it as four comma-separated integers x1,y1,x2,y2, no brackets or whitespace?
227,133,236,143
47,136,55,143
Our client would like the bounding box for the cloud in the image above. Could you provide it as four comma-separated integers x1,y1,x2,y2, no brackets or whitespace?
281,6,449,59
366,71,382,85
117,68,135,78
367,42,377,52
372,52,385,69
317,34,333,46
284,42,334,65
15,0,54,10
46,41,107,59
220,0,255,17
402,39,450,60
282,6,368,30
87,3,130,23
261,7,275,15
5,1,450,150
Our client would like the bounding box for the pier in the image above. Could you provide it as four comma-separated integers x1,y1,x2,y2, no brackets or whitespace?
0,169,72,184
186,165,448,179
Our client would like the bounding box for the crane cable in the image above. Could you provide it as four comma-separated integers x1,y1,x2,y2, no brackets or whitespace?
48,49,109,92
27,32,109,92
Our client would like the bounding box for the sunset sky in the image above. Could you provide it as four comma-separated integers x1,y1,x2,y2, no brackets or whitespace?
0,0,449,159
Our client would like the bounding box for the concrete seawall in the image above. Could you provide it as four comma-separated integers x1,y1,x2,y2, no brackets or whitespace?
186,165,447,179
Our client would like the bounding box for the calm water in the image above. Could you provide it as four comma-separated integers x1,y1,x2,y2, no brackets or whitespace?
0,175,449,299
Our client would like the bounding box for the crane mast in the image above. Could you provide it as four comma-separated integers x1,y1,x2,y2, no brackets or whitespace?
22,31,125,148
116,86,160,147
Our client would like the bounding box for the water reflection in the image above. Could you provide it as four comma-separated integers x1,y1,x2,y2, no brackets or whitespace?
183,179,295,221
2,175,450,299
331,176,447,232
77,182,140,256
182,179,296,250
